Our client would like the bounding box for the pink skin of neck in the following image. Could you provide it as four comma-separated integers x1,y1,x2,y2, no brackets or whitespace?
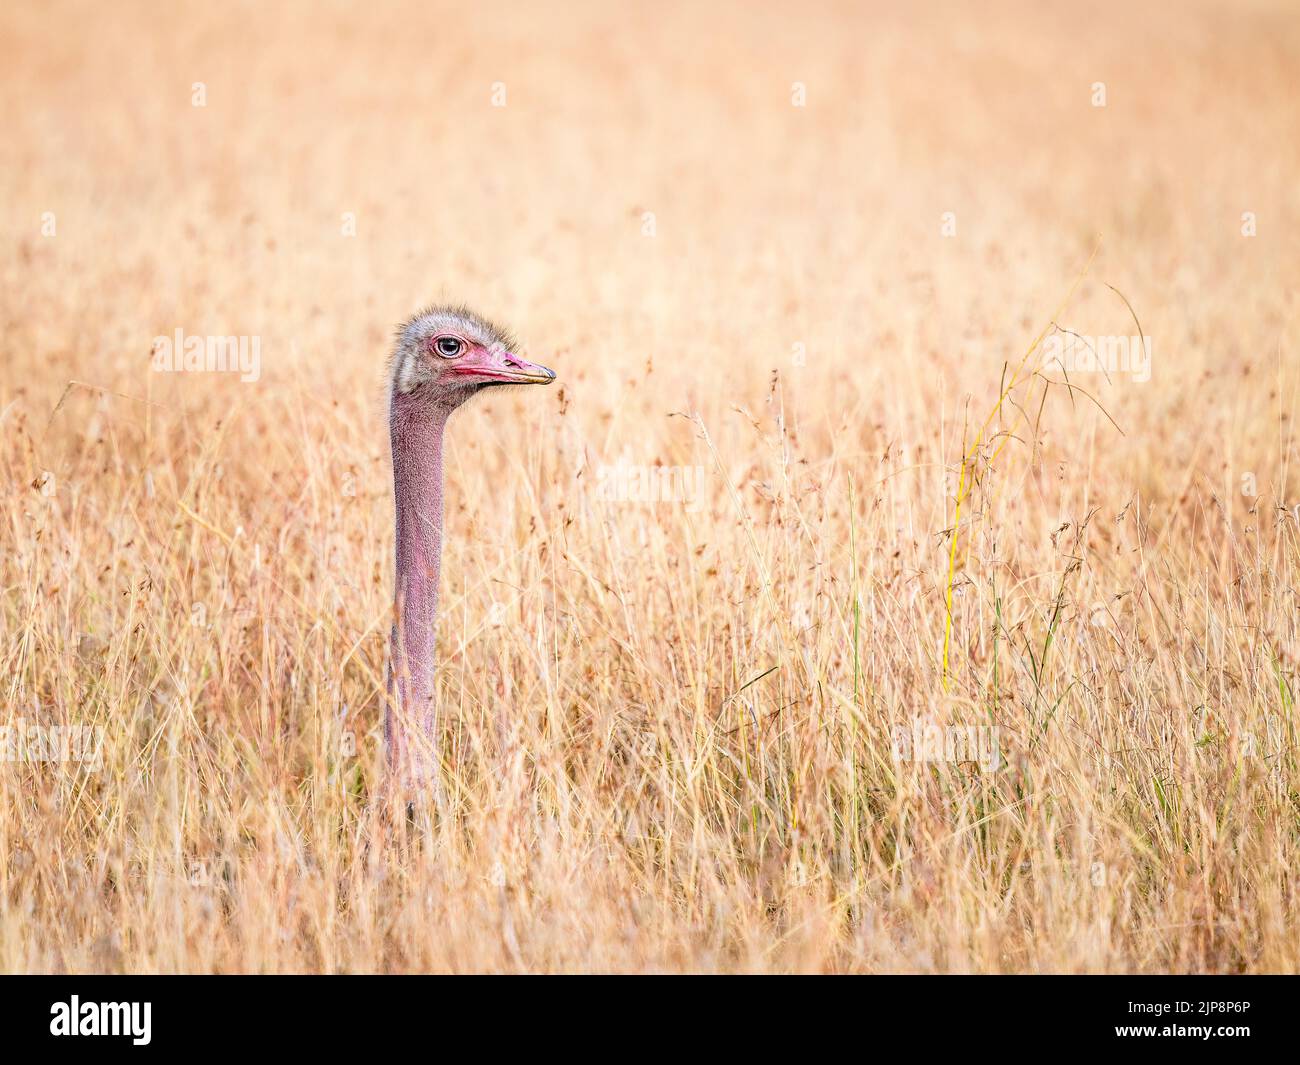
387,389,447,782
385,324,555,789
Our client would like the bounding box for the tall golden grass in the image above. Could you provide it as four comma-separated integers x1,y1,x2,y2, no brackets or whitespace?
2,0,1298,972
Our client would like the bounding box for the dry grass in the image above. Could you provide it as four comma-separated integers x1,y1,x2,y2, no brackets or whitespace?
2,0,1299,973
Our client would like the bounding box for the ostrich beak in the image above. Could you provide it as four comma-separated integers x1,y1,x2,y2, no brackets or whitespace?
496,353,557,384
453,348,557,386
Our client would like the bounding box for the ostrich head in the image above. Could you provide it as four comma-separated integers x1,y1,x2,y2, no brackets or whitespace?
388,304,555,410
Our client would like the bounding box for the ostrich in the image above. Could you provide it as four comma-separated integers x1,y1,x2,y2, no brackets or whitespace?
385,305,555,787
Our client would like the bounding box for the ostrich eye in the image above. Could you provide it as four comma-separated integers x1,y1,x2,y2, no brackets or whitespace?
434,336,463,358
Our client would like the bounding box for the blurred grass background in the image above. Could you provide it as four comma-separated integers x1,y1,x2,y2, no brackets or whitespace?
1,0,1298,971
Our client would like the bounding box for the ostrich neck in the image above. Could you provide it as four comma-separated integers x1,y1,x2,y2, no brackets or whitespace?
389,391,448,732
